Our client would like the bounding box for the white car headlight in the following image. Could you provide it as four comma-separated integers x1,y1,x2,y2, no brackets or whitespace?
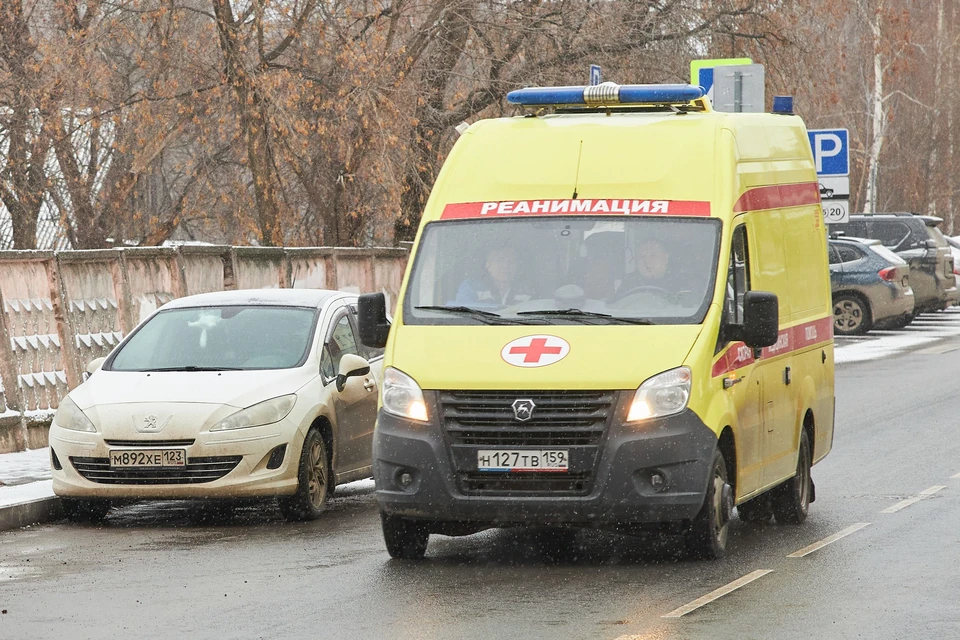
211,395,297,431
627,367,692,422
54,396,97,433
381,367,428,422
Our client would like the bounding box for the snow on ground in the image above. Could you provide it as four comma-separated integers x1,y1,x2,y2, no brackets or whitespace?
834,308,960,365
0,447,52,486
0,479,53,508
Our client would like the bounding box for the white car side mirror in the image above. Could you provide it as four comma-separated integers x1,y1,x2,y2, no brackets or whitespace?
336,353,371,393
83,357,107,381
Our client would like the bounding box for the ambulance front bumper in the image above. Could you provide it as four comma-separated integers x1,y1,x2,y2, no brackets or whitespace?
373,395,717,528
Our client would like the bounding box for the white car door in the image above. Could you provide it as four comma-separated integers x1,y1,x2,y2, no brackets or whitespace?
321,304,379,476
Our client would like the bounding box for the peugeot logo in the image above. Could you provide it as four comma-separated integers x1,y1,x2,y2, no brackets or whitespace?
512,399,536,422
134,413,172,433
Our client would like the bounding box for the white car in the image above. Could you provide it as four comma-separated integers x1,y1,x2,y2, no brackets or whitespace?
948,236,960,298
49,289,382,522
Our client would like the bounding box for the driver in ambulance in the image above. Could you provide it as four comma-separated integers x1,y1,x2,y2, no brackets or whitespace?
455,245,529,307
615,237,674,298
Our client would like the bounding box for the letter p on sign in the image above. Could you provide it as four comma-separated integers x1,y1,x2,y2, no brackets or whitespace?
808,129,849,176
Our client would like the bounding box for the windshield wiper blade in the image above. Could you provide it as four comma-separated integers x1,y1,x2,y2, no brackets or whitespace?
414,305,503,325
414,305,547,326
143,366,243,372
517,309,654,325
415,305,503,318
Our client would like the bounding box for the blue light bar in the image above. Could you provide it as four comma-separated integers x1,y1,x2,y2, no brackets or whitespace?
772,95,794,115
506,83,706,107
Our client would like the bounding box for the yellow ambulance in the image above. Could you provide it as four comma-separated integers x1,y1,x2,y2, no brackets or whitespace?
356,83,835,560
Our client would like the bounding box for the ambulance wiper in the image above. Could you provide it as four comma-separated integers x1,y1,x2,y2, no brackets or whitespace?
517,309,654,325
414,305,517,325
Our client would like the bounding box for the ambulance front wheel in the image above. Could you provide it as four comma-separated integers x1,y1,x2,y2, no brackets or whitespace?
381,510,429,559
685,448,733,560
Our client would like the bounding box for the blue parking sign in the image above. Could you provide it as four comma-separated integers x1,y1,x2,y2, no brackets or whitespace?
807,129,849,176
589,65,602,86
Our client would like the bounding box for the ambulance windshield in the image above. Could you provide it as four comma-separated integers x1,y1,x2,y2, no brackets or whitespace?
404,217,722,325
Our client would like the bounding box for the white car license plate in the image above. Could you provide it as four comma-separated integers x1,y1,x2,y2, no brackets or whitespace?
477,450,568,472
109,449,187,468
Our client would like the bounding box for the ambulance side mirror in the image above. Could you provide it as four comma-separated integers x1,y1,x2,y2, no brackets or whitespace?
739,291,779,349
358,293,391,349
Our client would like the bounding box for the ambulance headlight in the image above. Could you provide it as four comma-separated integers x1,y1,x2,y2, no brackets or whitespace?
382,367,429,422
627,367,691,421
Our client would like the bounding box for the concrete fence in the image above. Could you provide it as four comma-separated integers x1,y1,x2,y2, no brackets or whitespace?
0,245,408,454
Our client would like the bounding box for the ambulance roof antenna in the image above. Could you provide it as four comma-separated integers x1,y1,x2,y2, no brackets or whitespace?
572,140,583,199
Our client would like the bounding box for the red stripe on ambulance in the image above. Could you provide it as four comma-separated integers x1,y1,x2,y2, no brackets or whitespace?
712,316,833,378
733,182,821,213
440,199,711,219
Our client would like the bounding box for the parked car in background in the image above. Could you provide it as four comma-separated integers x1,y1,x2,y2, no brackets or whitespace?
828,237,914,335
50,289,382,523
944,235,960,295
843,213,958,315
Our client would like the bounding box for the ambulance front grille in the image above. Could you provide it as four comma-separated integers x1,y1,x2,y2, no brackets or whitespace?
459,471,592,496
439,390,614,496
439,390,614,447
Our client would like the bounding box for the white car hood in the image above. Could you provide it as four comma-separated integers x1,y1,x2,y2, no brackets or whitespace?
66,368,315,440
70,368,312,411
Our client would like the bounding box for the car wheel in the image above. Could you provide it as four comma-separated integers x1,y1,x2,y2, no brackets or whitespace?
772,430,813,525
833,294,872,335
278,429,329,522
381,510,429,559
737,492,773,524
685,448,733,560
61,498,110,523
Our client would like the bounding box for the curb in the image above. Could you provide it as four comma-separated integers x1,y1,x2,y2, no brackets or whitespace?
0,496,61,532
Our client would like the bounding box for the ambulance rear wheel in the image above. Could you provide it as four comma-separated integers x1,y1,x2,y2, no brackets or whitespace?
772,430,812,525
833,294,872,336
685,449,733,560
381,511,429,559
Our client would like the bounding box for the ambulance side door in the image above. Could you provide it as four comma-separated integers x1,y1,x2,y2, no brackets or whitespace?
746,211,797,488
722,223,765,499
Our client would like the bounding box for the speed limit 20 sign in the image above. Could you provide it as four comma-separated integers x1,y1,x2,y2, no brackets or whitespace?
808,129,850,225
821,199,849,224
817,176,850,223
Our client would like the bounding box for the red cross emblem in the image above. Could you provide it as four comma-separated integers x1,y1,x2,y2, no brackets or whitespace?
501,335,570,368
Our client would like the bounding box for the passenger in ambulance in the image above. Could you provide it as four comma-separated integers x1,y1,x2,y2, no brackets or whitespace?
455,245,530,307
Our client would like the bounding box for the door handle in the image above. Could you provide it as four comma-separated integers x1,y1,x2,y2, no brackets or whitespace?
363,379,376,392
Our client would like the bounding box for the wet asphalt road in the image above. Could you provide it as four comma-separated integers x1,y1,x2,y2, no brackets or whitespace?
3,339,960,640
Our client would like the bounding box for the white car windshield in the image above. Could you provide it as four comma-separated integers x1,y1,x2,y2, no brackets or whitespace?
107,305,318,371
404,217,722,325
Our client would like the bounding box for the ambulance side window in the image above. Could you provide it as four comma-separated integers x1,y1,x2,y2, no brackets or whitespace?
725,226,751,326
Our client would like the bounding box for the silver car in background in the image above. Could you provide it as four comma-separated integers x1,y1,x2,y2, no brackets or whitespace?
829,237,914,335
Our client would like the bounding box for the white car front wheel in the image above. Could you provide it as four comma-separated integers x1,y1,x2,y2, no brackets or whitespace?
278,429,330,521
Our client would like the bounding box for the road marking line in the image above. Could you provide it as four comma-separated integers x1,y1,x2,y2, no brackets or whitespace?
661,569,773,618
951,471,960,479
881,485,947,514
787,522,871,558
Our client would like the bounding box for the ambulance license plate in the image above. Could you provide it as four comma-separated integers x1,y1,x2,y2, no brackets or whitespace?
109,449,187,468
477,450,568,472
